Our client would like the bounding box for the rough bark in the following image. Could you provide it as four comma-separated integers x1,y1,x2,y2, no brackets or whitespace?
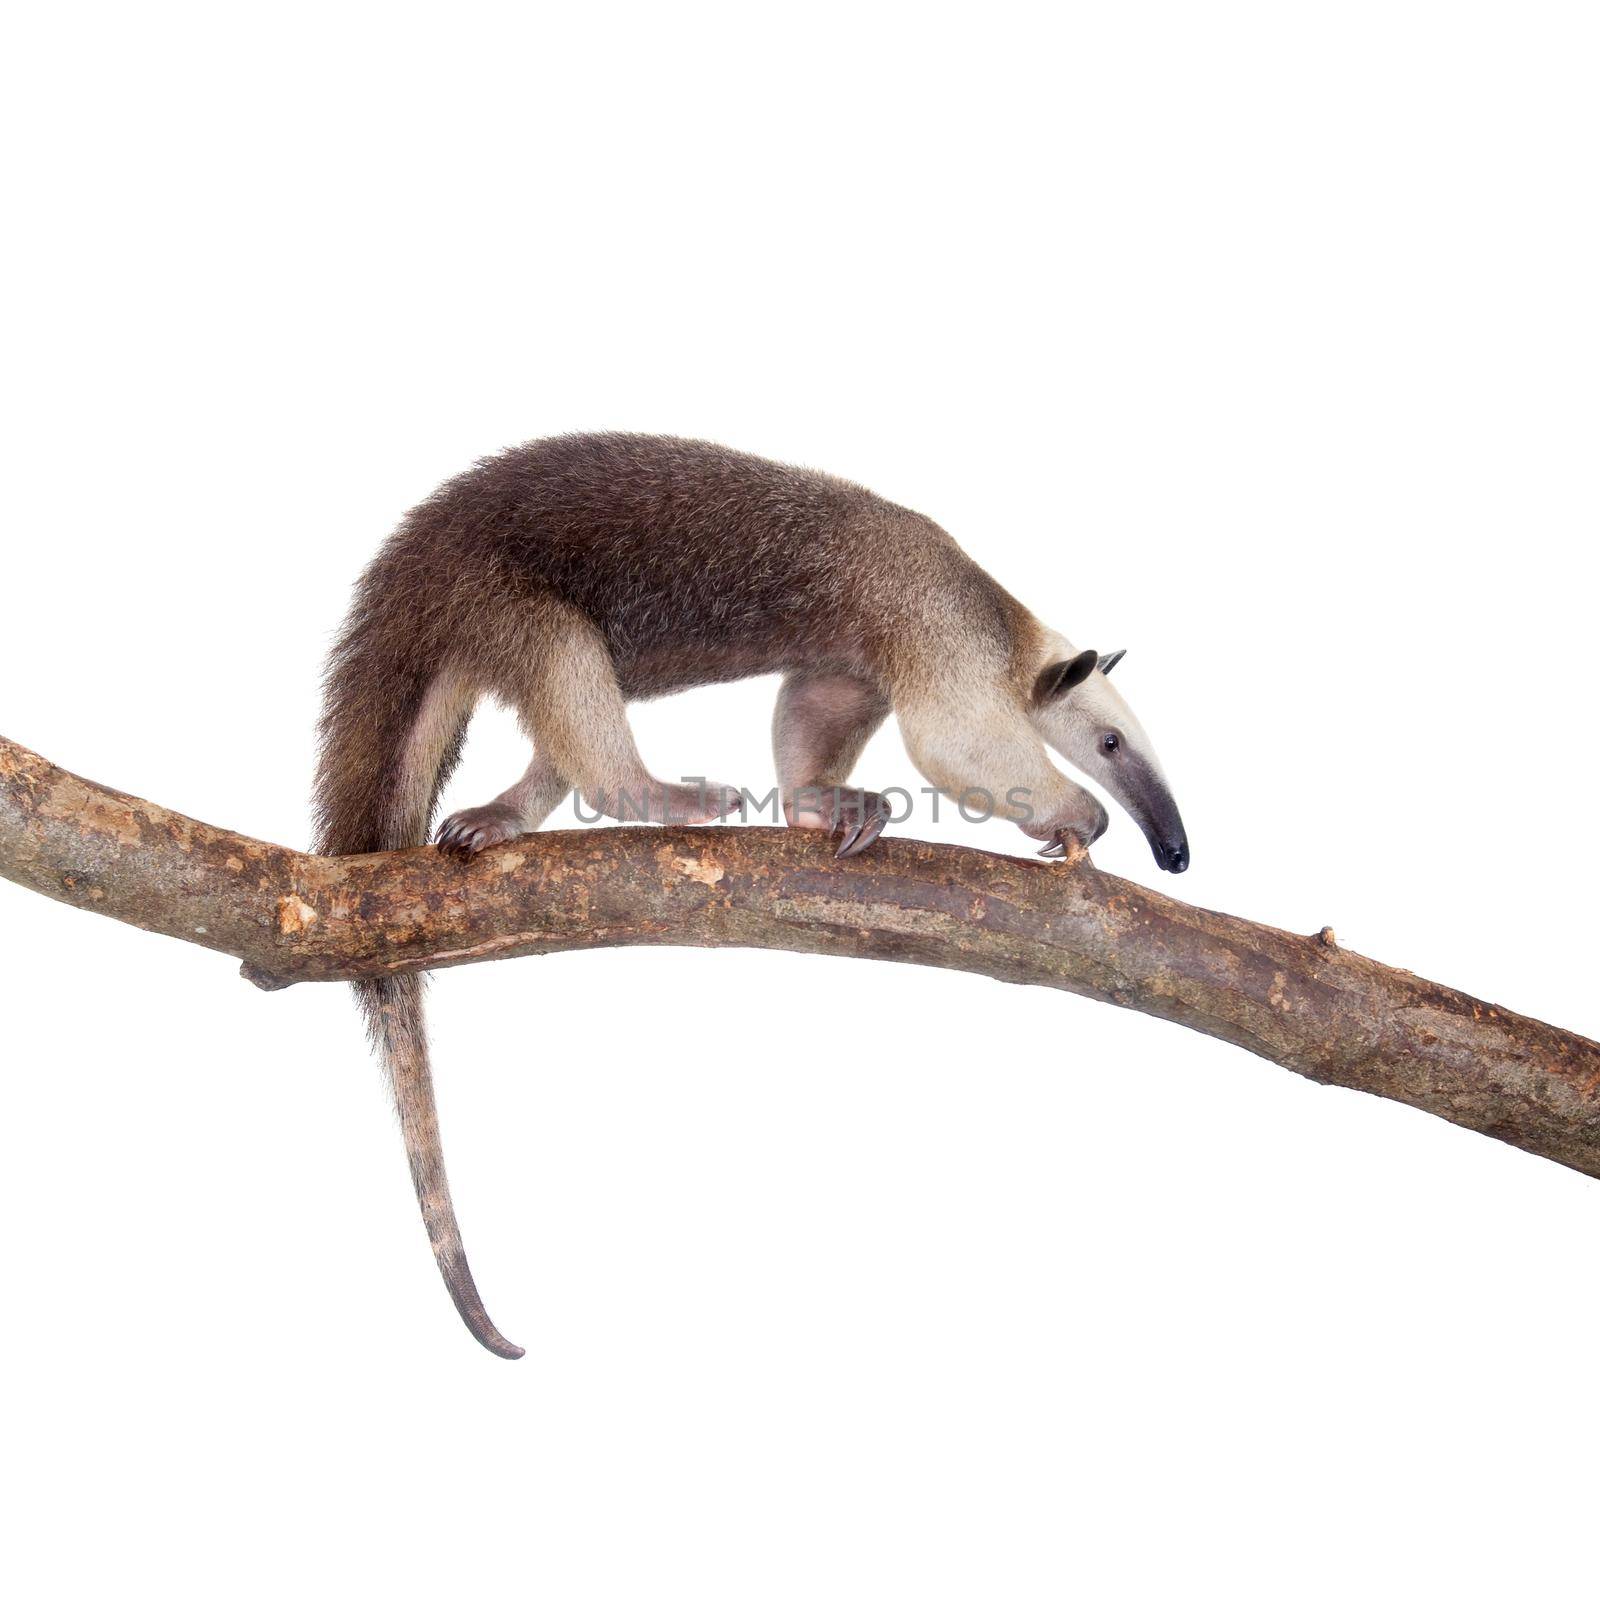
4,732,1599,1179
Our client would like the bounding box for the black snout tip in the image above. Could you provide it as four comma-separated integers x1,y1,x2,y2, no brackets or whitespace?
1159,840,1189,874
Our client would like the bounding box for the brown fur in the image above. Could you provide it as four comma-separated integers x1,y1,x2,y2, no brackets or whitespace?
314,433,1115,1357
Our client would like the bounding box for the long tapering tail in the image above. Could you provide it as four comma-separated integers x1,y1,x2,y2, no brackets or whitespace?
357,974,524,1359
313,557,522,1357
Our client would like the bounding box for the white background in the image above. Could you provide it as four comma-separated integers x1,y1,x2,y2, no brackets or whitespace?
1,3,1596,1595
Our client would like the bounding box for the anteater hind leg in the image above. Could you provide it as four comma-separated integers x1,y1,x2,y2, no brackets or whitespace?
439,596,741,858
773,671,892,856
436,752,570,858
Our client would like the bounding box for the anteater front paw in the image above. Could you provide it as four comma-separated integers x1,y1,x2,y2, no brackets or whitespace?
787,786,892,858
436,803,527,858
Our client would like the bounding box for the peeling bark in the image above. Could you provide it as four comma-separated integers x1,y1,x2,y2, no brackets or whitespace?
4,733,1599,1179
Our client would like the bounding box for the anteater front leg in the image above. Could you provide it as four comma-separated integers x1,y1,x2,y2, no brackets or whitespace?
897,684,1108,856
774,671,893,857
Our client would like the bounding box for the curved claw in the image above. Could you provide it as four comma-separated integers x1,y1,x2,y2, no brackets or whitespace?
1037,829,1072,858
436,804,527,859
835,800,890,858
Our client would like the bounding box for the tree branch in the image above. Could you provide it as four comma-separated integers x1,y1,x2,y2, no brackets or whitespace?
4,732,1599,1179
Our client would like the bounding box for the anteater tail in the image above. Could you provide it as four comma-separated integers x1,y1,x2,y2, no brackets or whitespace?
358,972,524,1359
313,571,524,1359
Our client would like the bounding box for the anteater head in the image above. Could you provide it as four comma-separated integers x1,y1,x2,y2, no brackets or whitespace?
1029,647,1190,874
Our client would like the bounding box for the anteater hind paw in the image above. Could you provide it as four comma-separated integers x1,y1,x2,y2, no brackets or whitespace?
437,803,528,858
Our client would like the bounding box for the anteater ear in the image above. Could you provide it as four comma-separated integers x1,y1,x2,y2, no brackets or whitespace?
1097,649,1127,675
1034,649,1100,704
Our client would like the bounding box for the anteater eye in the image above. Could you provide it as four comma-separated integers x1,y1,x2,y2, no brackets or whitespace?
1102,733,1120,754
